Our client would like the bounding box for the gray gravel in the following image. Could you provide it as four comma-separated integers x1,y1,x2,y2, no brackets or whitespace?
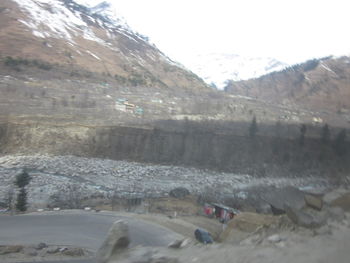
0,154,334,208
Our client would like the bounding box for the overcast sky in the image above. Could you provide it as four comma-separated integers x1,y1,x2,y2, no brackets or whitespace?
81,0,350,65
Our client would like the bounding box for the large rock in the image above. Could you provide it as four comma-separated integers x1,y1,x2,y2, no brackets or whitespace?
326,206,346,222
46,247,60,254
35,242,48,250
0,245,23,255
169,187,190,199
260,186,306,214
96,220,130,263
62,247,85,257
267,234,283,243
227,212,280,232
285,205,326,228
330,192,350,212
22,247,38,257
220,212,280,244
168,240,183,249
323,188,349,204
304,194,323,210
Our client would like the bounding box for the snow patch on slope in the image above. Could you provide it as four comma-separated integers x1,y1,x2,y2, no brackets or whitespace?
14,0,81,40
13,0,114,46
86,50,101,60
13,0,157,55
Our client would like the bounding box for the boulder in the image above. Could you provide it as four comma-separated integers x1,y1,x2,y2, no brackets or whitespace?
46,247,60,254
62,247,85,257
313,225,332,236
260,186,306,214
168,240,183,249
0,245,23,255
22,247,38,256
35,242,48,250
96,220,130,263
267,234,282,243
169,187,190,199
226,212,279,232
326,206,346,222
285,205,326,228
323,188,349,204
304,194,323,210
59,247,68,252
330,192,350,212
220,212,280,244
180,238,191,248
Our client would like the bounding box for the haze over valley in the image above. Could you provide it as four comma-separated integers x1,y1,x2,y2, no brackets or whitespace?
0,1,350,263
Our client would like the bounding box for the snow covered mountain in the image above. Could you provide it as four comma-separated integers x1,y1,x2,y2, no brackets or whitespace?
2,0,290,91
182,53,288,89
0,0,207,90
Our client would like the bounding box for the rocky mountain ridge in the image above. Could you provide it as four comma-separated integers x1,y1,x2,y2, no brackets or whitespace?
224,56,350,127
0,0,349,179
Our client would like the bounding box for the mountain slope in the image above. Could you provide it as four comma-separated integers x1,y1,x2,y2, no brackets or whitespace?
224,56,350,116
0,0,208,90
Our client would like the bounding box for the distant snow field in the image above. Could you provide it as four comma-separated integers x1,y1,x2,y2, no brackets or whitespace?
181,53,288,89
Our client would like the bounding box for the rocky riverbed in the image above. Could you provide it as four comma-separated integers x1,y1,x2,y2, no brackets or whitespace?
0,154,345,209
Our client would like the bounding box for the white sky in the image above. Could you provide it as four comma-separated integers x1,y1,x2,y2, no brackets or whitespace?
82,0,350,64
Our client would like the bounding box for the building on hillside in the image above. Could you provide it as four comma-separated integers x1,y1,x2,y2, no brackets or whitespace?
115,102,127,112
135,106,144,115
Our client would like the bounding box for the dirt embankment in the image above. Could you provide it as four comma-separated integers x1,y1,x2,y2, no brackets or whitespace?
105,189,350,263
1,121,349,177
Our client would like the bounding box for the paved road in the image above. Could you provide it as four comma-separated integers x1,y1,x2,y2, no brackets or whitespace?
0,210,182,251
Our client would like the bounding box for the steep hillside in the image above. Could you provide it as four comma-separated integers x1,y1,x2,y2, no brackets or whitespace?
0,0,208,91
225,56,350,127
1,0,347,128
0,0,348,176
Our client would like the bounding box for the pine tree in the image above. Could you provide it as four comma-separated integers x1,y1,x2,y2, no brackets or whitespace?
299,124,307,146
15,170,31,188
321,124,331,144
16,188,28,212
249,116,258,138
333,129,347,156
14,170,31,212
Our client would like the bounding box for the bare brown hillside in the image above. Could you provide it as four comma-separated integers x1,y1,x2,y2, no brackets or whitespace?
0,0,208,91
0,1,349,176
225,56,350,125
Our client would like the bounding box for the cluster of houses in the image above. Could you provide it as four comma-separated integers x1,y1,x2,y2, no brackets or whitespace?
115,98,144,115
204,203,240,223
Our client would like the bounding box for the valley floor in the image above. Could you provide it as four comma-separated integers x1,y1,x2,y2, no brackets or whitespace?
0,154,339,210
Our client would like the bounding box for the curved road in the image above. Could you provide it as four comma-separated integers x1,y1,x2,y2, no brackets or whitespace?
0,210,182,251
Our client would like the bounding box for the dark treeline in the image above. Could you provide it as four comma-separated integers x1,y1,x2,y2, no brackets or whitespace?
89,119,349,177
1,119,349,177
